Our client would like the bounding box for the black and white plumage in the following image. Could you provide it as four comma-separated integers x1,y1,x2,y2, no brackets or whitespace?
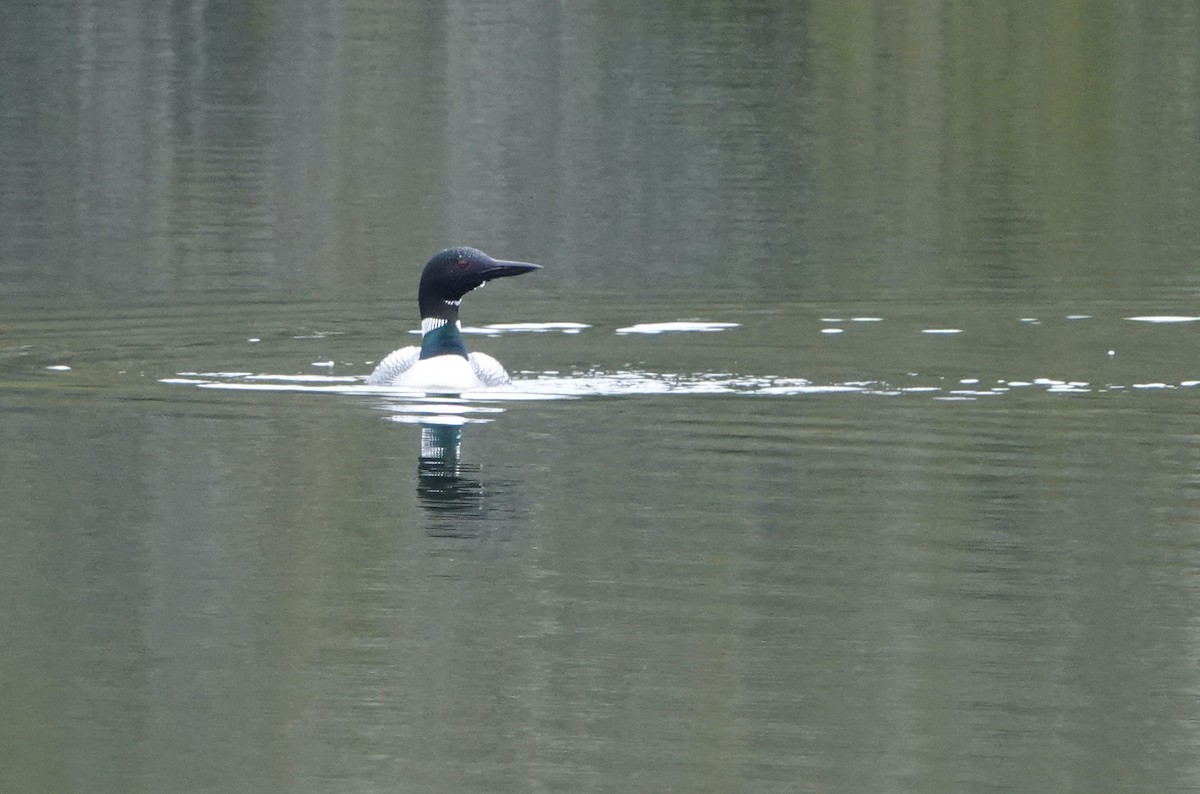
367,342,510,389
366,247,541,392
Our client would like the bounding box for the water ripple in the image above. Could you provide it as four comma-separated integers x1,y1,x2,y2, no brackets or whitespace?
615,321,740,334
161,369,1200,403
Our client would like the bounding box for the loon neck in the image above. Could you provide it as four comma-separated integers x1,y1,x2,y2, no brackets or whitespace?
419,316,468,360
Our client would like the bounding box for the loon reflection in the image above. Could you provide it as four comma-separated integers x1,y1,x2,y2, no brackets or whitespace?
416,421,528,540
417,423,483,513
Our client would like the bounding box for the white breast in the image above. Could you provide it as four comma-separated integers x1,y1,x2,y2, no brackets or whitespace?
393,355,484,392
366,347,512,392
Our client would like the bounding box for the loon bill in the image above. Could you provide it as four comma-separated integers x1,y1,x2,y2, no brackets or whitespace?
366,247,542,392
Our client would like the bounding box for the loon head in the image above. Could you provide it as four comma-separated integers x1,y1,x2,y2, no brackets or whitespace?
418,247,541,320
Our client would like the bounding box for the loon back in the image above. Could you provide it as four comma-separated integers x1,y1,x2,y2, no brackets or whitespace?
366,247,541,392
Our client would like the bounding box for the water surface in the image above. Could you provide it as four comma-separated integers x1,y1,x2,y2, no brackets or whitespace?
3,2,1200,792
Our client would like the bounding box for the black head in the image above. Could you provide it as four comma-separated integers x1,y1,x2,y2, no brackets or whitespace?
418,247,541,319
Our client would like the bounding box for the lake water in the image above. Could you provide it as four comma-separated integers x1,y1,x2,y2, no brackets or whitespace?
4,2,1200,792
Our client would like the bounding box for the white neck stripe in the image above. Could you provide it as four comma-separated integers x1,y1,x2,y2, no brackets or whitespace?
420,318,463,335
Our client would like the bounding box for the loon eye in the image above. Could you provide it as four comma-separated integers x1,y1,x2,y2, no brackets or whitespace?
456,257,468,269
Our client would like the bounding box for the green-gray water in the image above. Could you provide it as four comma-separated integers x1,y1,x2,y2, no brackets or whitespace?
3,3,1200,792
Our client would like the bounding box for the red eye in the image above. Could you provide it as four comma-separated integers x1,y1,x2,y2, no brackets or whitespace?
456,258,468,269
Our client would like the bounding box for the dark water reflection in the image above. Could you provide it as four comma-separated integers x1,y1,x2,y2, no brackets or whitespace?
415,423,521,541
415,424,476,512
4,0,1200,792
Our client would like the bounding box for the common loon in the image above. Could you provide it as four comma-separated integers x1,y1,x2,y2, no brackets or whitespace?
366,247,542,391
